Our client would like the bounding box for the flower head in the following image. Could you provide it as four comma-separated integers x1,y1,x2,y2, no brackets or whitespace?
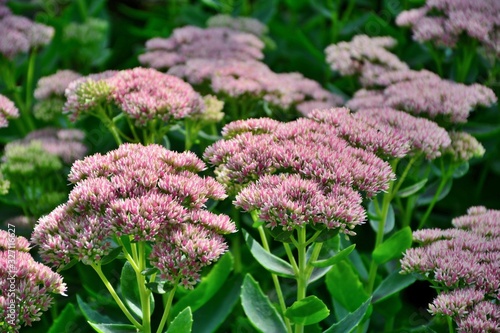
0,94,19,128
0,15,54,59
0,236,66,332
139,26,264,70
207,14,268,37
35,70,82,101
443,131,485,163
325,35,408,84
396,0,500,54
348,74,497,124
32,143,234,288
169,58,343,114
401,206,500,332
235,174,365,233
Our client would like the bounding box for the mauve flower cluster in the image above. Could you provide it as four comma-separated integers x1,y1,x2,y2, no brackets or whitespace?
205,116,396,234
34,70,82,100
347,72,497,124
0,230,66,332
0,94,19,128
64,68,205,127
206,14,268,37
139,26,264,70
401,206,500,332
16,127,87,164
444,131,485,163
309,107,451,160
325,35,408,85
32,143,236,288
0,5,54,59
170,58,343,114
396,0,500,54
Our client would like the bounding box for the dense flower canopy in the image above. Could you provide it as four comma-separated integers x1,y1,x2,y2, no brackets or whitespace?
32,143,236,288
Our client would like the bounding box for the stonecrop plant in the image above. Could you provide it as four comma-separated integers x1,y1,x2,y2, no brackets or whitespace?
0,0,499,332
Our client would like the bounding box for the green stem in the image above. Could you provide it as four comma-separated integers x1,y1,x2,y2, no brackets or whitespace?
284,243,299,274
257,226,293,333
402,194,417,228
230,206,242,273
418,173,451,229
156,283,179,333
136,242,151,333
447,316,455,333
24,50,37,123
294,227,308,333
366,160,398,293
91,263,142,329
456,41,477,83
428,44,443,77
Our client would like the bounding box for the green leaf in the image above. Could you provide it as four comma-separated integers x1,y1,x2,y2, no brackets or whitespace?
323,298,372,333
87,323,138,333
171,252,233,317
243,230,295,278
167,307,193,333
326,261,370,312
368,200,395,235
311,244,356,268
57,258,79,272
417,178,453,206
373,271,416,303
267,226,294,243
284,296,330,325
372,227,413,265
100,246,123,265
77,295,114,324
48,303,78,333
193,275,243,333
120,261,154,318
241,274,288,333
396,178,428,198
452,162,469,178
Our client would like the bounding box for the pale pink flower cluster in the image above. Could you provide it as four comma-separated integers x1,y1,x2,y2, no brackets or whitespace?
0,94,19,128
207,14,268,37
348,73,497,124
235,174,365,234
401,206,500,332
32,143,235,288
34,70,82,100
0,230,66,332
205,116,397,234
444,131,485,163
63,70,117,119
396,0,500,54
170,58,343,113
205,116,394,197
0,9,54,59
325,35,408,84
64,68,205,126
139,26,264,70
16,128,88,164
309,107,450,160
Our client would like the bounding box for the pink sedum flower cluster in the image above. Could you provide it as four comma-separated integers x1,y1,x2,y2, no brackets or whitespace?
0,230,66,332
325,35,408,85
309,107,450,160
169,58,343,114
34,70,82,100
0,94,19,128
205,114,397,235
347,72,497,124
139,26,264,70
16,127,88,164
401,206,500,332
206,14,268,37
32,143,235,288
64,68,205,126
0,5,54,59
396,0,500,54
